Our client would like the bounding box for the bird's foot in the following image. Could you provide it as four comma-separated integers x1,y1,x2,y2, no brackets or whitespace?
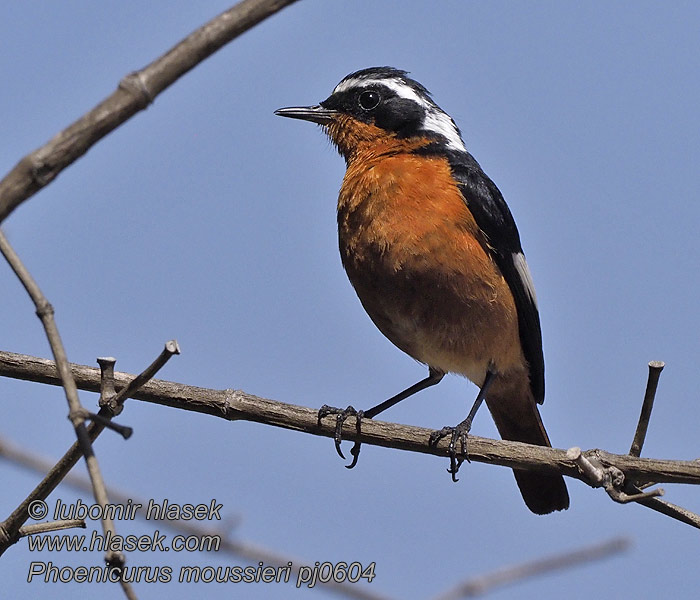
428,417,473,482
317,405,365,469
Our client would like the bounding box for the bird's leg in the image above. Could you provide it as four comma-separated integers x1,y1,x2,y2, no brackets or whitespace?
429,368,496,482
318,367,444,469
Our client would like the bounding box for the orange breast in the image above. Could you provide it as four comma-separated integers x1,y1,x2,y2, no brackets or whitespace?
337,147,524,385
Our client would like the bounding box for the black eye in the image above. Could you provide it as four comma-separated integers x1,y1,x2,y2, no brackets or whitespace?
358,90,380,110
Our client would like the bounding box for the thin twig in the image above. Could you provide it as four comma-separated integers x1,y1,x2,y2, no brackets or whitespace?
110,340,180,410
81,410,134,439
634,492,700,528
18,519,86,537
119,579,138,600
0,232,85,424
630,361,665,457
0,0,299,224
0,436,396,600
431,537,631,600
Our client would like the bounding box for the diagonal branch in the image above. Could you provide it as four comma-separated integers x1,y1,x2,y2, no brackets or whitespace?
0,230,122,570
0,0,299,224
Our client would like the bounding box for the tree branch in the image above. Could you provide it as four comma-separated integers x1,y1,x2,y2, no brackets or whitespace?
0,0,299,224
18,519,86,538
2,349,699,493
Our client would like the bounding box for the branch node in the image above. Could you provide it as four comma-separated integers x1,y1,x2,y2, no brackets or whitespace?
607,485,665,504
69,407,88,428
105,549,127,573
34,299,54,320
30,159,54,187
0,522,18,547
119,71,154,108
596,463,666,504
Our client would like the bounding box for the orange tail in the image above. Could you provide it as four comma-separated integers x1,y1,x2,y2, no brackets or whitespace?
486,389,569,515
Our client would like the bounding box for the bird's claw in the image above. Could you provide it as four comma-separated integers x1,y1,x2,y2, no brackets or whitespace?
429,420,472,482
317,405,365,467
346,439,362,469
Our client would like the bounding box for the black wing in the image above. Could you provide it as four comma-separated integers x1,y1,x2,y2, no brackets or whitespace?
447,151,545,404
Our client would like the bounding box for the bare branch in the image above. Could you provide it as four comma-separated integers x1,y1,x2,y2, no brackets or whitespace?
0,232,83,421
431,537,631,599
0,0,299,224
18,519,86,537
1,349,700,492
0,230,120,566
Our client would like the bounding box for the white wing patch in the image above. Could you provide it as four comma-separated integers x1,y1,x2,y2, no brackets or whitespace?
512,252,538,308
333,76,467,154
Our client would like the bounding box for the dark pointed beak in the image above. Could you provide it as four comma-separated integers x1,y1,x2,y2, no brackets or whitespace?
274,105,338,125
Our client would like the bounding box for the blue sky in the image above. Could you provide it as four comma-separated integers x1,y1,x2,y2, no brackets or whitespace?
2,1,700,598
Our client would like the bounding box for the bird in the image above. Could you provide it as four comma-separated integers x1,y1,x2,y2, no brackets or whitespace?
275,67,569,514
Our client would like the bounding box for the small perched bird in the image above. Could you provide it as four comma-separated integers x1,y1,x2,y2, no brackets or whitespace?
275,67,569,514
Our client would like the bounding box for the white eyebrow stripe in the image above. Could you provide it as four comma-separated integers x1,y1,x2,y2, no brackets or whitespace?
512,252,538,308
333,75,377,94
332,77,467,153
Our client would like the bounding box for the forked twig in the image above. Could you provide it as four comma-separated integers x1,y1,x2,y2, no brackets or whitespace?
0,342,179,559
567,362,700,528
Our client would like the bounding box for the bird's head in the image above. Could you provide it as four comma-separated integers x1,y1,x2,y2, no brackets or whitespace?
275,67,466,163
